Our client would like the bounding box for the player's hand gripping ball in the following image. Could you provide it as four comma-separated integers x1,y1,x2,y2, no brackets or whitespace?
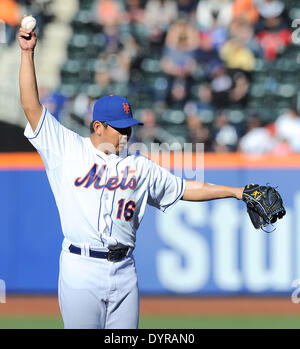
21,15,37,31
242,184,286,231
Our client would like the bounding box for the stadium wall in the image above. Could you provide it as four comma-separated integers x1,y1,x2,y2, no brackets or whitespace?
0,153,300,296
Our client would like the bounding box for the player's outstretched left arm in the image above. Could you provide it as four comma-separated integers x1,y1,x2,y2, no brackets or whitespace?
181,181,243,202
182,181,286,230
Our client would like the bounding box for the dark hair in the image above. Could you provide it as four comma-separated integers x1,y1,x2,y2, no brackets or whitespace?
90,121,132,141
90,121,108,134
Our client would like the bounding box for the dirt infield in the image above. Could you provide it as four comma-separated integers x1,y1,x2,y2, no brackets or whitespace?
0,296,299,316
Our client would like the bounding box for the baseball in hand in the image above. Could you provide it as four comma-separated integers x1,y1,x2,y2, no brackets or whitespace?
21,15,37,31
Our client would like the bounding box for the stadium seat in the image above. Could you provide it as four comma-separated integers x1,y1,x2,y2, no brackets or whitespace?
274,57,298,72
140,58,162,75
71,9,95,34
60,59,81,84
67,34,89,60
161,109,185,125
198,110,215,124
60,83,80,98
162,124,188,145
227,109,247,124
79,0,95,11
107,83,130,98
83,84,103,99
289,7,300,20
247,99,263,110
277,84,297,98
253,58,272,73
249,83,266,98
85,33,106,58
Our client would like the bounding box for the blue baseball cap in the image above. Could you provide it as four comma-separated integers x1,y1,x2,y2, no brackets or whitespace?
93,95,143,128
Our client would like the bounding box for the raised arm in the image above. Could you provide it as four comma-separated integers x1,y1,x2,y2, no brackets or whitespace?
181,180,243,201
18,21,43,132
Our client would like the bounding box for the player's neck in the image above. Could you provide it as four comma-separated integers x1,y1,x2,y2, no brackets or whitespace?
89,134,117,155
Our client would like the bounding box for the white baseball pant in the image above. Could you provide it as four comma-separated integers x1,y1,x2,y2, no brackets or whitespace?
58,242,139,329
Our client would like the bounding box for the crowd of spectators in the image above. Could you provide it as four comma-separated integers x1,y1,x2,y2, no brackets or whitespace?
1,0,299,154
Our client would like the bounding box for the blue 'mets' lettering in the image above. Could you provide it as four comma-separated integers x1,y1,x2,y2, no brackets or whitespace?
106,177,119,190
74,164,137,191
75,164,107,188
119,166,137,190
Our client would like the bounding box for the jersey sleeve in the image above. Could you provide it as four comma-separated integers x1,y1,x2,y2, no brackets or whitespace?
24,106,78,170
147,159,185,212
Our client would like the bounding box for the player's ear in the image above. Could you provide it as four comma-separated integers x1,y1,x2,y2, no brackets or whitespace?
93,121,103,135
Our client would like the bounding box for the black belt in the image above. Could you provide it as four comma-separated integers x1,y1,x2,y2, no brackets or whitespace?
69,244,129,262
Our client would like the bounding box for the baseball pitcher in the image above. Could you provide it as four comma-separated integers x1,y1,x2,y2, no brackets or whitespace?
18,24,285,329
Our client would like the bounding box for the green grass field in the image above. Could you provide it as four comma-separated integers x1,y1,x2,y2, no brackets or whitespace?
0,315,299,329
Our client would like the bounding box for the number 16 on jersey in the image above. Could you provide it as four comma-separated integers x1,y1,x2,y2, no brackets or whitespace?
117,199,136,221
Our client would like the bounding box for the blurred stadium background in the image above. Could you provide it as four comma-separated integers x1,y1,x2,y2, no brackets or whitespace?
1,0,300,329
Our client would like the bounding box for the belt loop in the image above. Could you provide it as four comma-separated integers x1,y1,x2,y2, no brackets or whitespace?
126,247,133,257
83,243,90,257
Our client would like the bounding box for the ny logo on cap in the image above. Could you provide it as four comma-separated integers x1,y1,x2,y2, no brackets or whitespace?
122,103,130,114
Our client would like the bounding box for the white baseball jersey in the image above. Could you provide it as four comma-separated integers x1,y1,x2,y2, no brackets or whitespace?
24,107,186,249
